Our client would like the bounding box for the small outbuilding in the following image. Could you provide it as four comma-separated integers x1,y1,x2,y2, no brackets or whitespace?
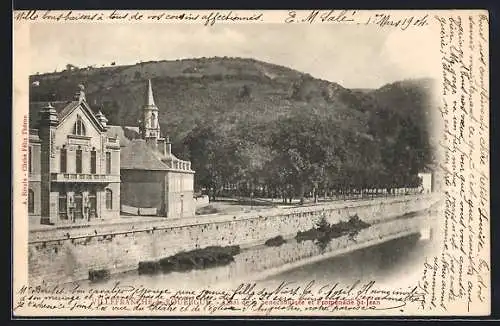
107,79,196,218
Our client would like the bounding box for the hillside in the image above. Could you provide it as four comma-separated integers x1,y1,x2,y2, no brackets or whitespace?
362,78,437,181
29,57,436,196
30,57,367,141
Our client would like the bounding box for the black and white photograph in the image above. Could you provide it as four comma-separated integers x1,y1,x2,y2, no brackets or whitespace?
12,10,490,317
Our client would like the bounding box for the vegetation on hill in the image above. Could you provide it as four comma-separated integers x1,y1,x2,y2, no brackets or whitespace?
29,57,436,201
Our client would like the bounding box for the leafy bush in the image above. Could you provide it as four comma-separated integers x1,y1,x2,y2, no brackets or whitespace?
264,235,286,247
139,245,241,275
88,269,110,282
295,214,371,251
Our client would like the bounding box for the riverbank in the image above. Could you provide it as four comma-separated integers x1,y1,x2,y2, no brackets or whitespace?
27,194,441,286
29,194,438,243
74,212,437,291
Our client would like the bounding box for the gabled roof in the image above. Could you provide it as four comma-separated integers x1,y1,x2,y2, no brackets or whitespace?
58,100,106,132
29,100,106,132
106,125,141,147
120,139,170,171
120,139,186,171
29,101,75,128
57,101,81,120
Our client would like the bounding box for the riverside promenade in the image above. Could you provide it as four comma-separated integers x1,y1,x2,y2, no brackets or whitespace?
28,195,434,243
27,194,441,285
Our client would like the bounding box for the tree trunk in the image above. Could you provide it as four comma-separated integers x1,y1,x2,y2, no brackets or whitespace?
301,183,306,201
211,186,217,202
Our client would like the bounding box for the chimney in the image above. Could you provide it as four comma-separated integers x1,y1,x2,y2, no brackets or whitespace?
145,136,157,151
157,137,167,156
166,136,172,155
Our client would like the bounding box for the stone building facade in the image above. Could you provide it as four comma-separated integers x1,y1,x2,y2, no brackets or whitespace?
107,80,196,218
417,171,433,194
28,86,121,225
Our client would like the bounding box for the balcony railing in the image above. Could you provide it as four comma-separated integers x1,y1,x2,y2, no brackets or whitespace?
51,173,120,183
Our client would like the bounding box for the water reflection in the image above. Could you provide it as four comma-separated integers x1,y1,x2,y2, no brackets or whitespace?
262,233,432,288
84,232,432,291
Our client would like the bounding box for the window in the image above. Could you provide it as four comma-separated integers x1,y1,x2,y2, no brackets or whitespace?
90,149,96,174
73,116,86,136
151,112,157,128
28,189,34,213
28,146,32,173
60,147,67,173
76,147,82,173
106,152,111,174
105,189,113,209
58,193,67,220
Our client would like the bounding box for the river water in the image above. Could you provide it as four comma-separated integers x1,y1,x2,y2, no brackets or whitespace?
85,229,435,291
259,233,433,289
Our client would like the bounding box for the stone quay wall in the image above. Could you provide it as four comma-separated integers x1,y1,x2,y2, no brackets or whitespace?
27,194,440,285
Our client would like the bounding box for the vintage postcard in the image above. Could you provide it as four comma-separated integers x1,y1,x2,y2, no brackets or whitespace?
12,9,490,317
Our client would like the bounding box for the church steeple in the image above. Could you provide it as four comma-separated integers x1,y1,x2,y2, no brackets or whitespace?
146,79,156,107
140,79,160,139
137,79,172,156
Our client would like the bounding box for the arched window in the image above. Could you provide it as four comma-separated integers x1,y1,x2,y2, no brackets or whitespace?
73,116,86,136
28,189,34,214
105,189,113,209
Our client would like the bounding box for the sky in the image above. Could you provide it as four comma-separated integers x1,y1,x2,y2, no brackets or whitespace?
29,22,440,89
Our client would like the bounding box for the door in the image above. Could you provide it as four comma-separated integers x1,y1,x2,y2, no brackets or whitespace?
88,191,97,220
74,192,83,221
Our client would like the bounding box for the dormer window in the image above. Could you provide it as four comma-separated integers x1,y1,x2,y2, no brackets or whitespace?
73,116,86,136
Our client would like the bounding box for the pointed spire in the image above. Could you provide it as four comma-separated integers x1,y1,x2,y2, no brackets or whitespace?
146,79,156,107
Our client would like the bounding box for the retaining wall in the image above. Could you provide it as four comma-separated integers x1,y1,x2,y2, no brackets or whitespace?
27,194,440,285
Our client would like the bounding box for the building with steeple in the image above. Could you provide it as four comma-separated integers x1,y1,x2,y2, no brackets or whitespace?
107,79,196,218
28,79,195,224
28,85,121,225
140,79,161,139
135,79,170,157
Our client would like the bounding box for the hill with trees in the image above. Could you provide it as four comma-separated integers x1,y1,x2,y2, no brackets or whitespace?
29,57,437,200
